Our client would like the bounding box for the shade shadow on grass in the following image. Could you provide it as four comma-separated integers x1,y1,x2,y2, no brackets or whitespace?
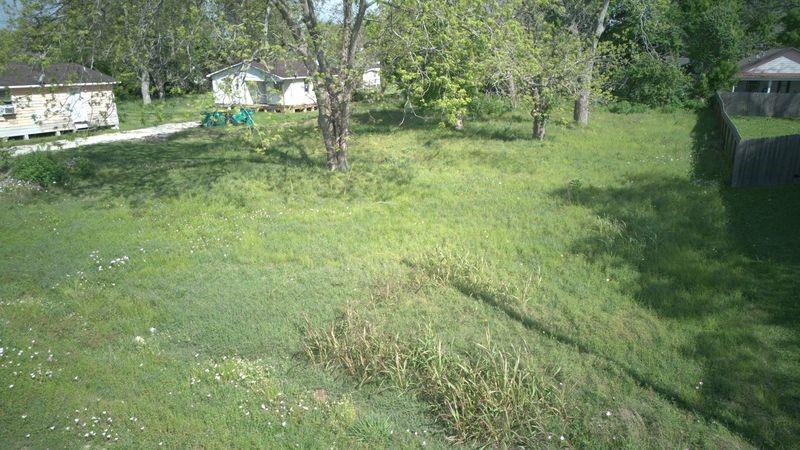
57,126,418,206
548,108,800,446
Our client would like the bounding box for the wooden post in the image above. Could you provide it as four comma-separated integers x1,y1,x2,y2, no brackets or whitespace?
767,80,772,93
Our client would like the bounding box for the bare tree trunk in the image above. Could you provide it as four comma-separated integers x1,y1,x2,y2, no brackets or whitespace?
508,72,518,109
454,114,464,130
157,80,166,100
573,0,610,126
531,87,547,140
533,116,546,140
140,69,151,105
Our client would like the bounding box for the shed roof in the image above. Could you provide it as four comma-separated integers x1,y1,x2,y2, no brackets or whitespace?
207,59,311,79
738,48,800,80
0,62,116,88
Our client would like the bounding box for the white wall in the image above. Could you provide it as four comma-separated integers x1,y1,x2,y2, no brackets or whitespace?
362,68,381,88
282,79,316,106
211,65,272,106
0,85,118,138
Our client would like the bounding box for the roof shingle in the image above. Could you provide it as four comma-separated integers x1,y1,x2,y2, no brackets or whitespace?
0,62,116,88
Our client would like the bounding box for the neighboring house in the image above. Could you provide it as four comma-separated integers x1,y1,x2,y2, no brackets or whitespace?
0,62,119,140
207,60,316,110
208,60,383,109
733,47,800,93
361,67,381,89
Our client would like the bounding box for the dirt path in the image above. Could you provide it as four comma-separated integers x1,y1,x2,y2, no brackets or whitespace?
8,122,200,156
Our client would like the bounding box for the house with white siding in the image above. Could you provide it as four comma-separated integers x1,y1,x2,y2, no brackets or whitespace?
208,60,382,111
207,60,317,111
733,48,800,93
0,62,119,140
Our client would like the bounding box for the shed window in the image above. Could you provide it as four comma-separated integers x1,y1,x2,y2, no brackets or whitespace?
0,89,14,116
304,81,310,93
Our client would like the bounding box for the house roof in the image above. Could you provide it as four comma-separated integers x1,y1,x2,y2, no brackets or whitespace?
0,62,116,88
206,59,311,79
738,48,800,80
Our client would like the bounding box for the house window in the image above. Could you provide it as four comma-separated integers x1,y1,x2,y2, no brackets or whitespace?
0,89,14,116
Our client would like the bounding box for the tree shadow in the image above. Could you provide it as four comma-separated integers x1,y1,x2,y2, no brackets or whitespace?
546,108,800,446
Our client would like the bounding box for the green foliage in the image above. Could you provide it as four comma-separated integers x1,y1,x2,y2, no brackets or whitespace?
607,100,649,114
608,52,691,107
468,94,514,119
380,0,491,128
779,8,800,48
0,149,11,173
679,0,744,97
64,155,95,179
10,152,66,185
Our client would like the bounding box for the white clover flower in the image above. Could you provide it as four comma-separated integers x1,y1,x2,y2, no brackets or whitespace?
149,327,157,334
134,336,146,345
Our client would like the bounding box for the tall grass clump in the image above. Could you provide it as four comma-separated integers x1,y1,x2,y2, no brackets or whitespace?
413,247,542,309
302,308,569,447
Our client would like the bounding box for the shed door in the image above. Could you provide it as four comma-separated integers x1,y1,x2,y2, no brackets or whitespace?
64,91,90,125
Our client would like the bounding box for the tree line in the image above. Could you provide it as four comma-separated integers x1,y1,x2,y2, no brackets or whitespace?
1,0,799,168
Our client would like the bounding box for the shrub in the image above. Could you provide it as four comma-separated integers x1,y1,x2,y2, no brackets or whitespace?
11,152,65,185
64,155,95,178
468,93,513,119
0,149,11,173
609,53,691,108
608,100,649,115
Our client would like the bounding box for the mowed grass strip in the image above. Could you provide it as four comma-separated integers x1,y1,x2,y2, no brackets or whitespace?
1,99,799,448
732,114,800,139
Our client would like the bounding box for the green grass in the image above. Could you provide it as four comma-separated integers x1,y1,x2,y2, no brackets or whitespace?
732,115,800,139
1,101,799,448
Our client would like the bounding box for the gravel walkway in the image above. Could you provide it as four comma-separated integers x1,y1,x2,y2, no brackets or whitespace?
7,122,200,156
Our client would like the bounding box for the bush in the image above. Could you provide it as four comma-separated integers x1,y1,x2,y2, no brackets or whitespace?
607,100,649,115
64,155,95,178
609,53,691,108
468,93,513,118
11,152,66,185
0,149,11,173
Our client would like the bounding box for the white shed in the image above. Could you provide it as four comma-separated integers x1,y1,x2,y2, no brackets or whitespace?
0,63,119,140
207,60,317,111
361,67,381,89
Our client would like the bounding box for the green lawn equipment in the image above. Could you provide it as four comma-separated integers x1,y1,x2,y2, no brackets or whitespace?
202,108,254,127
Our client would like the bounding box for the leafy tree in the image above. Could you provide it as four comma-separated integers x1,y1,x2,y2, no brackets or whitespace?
679,0,744,97
779,8,800,48
271,0,373,171
380,0,490,130
560,0,611,126
500,0,582,139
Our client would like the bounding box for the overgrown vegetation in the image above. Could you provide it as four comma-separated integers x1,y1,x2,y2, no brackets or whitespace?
1,102,798,448
10,152,66,185
303,307,569,447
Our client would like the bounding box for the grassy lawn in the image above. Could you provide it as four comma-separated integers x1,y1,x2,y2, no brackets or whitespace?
1,102,799,448
732,115,800,139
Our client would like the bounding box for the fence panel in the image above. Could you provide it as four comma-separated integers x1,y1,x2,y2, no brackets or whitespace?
716,92,800,187
719,92,800,118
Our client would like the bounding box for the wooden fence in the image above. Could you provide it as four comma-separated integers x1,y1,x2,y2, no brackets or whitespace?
719,91,800,118
715,92,800,187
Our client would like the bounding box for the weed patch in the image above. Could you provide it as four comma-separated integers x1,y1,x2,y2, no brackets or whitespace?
302,308,569,447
